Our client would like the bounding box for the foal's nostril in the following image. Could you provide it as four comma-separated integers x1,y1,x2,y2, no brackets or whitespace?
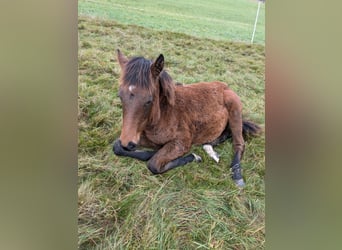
126,141,137,151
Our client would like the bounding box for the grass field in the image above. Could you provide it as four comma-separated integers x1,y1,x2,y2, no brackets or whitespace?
79,0,265,44
78,2,264,249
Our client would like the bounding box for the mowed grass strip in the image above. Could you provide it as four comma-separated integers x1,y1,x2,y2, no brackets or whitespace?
78,16,264,249
79,0,265,44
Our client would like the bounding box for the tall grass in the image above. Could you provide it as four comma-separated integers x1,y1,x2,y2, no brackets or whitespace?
79,0,265,44
78,16,264,249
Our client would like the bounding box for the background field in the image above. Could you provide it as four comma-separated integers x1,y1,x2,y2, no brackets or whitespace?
79,1,265,249
79,0,265,44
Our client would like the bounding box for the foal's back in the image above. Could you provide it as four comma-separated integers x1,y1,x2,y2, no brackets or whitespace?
172,81,236,145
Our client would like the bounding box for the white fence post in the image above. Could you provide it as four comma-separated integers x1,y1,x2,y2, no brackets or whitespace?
251,0,263,44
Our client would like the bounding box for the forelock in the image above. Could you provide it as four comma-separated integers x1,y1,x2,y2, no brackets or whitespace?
123,57,152,89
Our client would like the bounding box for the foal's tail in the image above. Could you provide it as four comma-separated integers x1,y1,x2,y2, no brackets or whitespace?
242,120,262,139
209,120,261,146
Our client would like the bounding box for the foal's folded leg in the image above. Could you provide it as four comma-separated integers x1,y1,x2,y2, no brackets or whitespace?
147,140,201,174
162,153,202,172
113,139,156,161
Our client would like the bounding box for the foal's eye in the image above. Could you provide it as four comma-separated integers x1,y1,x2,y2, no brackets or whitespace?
144,100,152,106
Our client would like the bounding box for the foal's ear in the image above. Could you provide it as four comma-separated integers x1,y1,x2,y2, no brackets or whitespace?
151,54,164,78
117,49,128,69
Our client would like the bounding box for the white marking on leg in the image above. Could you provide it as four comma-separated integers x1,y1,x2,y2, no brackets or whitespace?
203,144,220,163
192,153,202,162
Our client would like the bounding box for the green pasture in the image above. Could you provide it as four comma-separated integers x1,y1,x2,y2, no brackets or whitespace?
79,0,265,44
78,14,265,249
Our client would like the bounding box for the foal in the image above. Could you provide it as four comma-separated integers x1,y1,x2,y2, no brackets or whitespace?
113,50,260,187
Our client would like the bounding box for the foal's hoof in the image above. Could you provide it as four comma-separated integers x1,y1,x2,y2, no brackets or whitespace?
234,178,245,188
113,139,124,156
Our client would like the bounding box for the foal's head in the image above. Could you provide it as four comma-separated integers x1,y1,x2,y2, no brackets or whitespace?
116,50,175,150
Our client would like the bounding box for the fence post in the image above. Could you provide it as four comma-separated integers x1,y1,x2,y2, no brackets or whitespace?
251,0,263,44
